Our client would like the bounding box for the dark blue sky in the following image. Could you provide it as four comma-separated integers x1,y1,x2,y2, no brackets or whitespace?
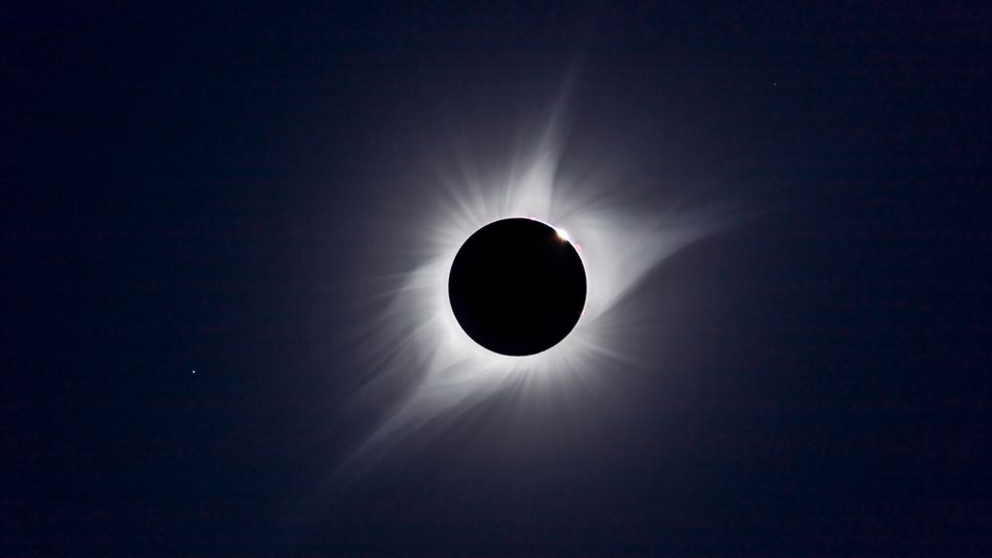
3,2,990,556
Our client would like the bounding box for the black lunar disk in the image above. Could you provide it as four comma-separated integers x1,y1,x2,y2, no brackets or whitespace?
448,218,586,356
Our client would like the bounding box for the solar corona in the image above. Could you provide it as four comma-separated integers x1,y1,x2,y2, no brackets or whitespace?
339,105,730,473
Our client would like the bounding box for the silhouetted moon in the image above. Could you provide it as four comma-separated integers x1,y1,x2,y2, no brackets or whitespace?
448,218,586,356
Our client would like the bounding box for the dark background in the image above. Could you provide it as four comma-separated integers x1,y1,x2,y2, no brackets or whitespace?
3,2,990,556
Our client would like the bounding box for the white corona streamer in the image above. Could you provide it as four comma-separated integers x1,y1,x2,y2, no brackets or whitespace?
338,102,733,477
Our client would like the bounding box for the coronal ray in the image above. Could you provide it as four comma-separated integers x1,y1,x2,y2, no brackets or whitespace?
335,92,734,478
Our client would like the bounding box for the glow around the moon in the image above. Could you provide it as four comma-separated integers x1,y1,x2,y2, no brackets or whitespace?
336,100,735,476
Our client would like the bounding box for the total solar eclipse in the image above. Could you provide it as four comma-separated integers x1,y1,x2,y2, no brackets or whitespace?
448,218,587,356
